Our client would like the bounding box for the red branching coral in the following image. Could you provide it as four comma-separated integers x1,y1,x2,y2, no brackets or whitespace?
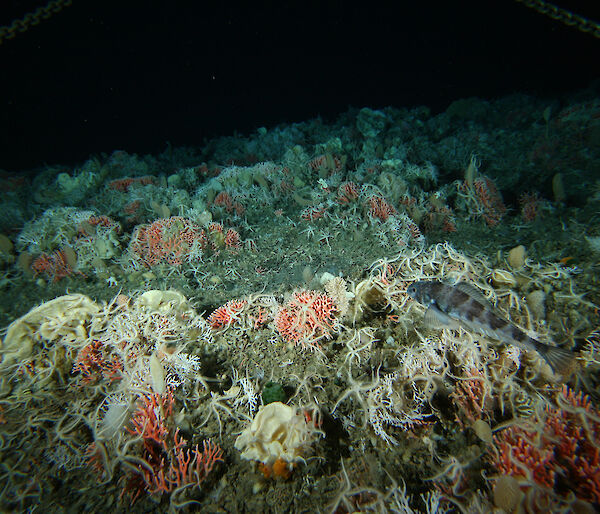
492,426,556,489
128,390,174,452
519,192,541,222
490,386,600,504
72,340,123,385
128,216,203,267
337,181,361,204
470,176,506,227
275,290,338,349
120,390,224,504
460,175,506,227
367,194,396,222
149,432,224,494
31,249,74,281
107,176,154,192
207,299,248,329
224,228,241,250
450,369,491,425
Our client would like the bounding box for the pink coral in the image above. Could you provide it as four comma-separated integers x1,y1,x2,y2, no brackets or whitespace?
367,194,396,221
107,176,154,192
128,216,202,267
490,386,600,504
470,176,506,226
128,390,174,452
275,290,338,349
31,248,75,282
120,390,223,504
207,299,248,329
72,340,123,385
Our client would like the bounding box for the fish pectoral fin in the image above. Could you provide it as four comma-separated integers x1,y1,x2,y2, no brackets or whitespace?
423,305,461,330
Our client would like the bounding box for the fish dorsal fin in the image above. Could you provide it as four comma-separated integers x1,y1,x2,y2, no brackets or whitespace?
455,282,491,306
423,305,462,331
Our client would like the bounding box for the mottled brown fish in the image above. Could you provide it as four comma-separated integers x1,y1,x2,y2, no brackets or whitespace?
406,280,573,373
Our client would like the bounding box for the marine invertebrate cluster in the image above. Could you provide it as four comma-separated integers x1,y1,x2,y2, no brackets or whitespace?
0,289,218,509
274,290,339,349
31,248,77,281
120,390,224,503
127,216,204,268
1,238,597,512
490,385,600,506
2,93,600,511
208,298,249,329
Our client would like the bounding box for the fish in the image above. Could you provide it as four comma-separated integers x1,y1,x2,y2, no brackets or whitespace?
406,280,573,374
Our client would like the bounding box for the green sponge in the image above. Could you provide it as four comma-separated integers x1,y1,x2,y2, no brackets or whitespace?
261,381,286,405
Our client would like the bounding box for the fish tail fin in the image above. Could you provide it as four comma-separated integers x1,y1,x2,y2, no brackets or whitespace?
536,342,575,374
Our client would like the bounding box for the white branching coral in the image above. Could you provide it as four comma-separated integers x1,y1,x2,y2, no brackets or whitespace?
333,368,432,447
161,350,202,392
366,371,432,447
229,368,259,416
